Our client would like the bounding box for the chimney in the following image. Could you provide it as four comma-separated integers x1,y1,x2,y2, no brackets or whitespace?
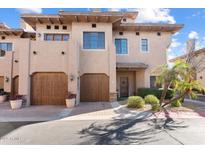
186,39,196,53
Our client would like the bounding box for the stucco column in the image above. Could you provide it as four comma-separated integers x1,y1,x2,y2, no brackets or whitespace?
68,39,80,104
18,39,31,106
109,42,117,101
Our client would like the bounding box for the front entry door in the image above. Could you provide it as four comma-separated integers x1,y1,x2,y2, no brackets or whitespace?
120,77,129,97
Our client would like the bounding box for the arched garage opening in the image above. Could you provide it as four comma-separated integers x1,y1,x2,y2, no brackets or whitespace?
31,72,68,105
80,73,109,102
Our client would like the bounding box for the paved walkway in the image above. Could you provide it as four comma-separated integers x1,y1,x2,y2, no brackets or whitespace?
0,99,205,122
0,102,72,122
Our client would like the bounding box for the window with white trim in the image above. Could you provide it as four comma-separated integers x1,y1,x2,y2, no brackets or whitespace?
115,38,128,55
141,38,149,52
83,32,105,49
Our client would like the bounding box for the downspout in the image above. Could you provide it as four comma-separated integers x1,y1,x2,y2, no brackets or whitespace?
10,50,14,96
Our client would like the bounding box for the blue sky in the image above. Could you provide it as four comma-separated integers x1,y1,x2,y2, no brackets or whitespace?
0,8,205,59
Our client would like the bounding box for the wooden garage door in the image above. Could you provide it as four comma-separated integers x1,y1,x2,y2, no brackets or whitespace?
0,76,4,90
80,73,109,102
31,72,68,105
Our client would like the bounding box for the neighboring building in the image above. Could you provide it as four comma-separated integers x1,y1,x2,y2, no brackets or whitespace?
0,11,183,106
169,48,205,87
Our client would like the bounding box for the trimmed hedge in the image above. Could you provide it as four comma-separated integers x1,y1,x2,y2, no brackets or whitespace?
144,95,159,104
127,96,145,108
151,101,161,111
171,100,182,107
137,88,174,99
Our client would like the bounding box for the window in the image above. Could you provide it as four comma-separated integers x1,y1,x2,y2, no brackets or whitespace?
141,38,148,52
54,34,62,41
62,34,69,41
44,34,53,41
0,43,12,51
83,32,105,49
150,76,161,88
115,39,128,55
46,25,51,29
44,34,70,41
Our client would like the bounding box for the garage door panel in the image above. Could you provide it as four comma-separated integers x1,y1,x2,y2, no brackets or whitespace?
80,74,109,102
31,72,68,105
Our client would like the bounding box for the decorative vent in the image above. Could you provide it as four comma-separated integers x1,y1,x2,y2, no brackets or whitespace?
92,23,97,28
54,25,59,30
119,32,123,35
46,25,51,29
157,32,161,36
136,32,140,36
63,25,67,30
1,36,5,40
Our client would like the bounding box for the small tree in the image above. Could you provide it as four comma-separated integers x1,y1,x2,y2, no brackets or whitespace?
155,61,204,110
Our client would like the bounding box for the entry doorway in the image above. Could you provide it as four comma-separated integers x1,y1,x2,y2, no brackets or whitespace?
120,77,129,97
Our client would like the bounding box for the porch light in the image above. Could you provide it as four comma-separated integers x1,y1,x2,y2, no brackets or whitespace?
70,74,75,81
5,76,9,83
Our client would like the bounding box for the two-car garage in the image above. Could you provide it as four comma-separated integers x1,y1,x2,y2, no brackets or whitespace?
30,72,109,105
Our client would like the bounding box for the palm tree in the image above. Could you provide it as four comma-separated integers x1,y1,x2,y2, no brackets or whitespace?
155,60,203,107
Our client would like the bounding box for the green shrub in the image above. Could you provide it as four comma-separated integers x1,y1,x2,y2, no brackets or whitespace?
127,96,145,108
171,100,182,107
137,88,174,99
144,95,159,104
151,101,161,111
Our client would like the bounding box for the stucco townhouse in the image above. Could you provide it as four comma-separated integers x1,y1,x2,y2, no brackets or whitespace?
0,10,183,106
170,47,205,87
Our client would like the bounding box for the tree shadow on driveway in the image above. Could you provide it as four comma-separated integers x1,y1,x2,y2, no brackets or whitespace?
0,122,41,138
79,111,189,145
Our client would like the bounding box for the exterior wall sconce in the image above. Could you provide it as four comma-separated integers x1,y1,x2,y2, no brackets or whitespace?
37,33,41,37
33,51,37,55
70,74,75,81
61,51,65,55
5,76,9,83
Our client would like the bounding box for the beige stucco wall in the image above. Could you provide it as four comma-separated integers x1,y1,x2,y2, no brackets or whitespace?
35,24,72,41
71,22,117,95
114,31,171,88
0,37,26,92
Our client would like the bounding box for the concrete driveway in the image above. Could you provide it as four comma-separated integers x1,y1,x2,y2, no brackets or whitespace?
0,102,72,122
1,100,205,144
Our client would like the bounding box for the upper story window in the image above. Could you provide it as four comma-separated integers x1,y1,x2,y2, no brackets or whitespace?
83,32,105,49
44,34,70,41
141,38,149,53
115,38,128,55
0,43,12,51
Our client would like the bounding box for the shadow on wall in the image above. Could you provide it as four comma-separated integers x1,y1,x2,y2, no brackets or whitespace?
79,111,188,145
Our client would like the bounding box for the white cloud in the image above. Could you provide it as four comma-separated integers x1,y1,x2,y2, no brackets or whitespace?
17,8,42,14
188,31,199,39
134,8,176,24
108,8,176,24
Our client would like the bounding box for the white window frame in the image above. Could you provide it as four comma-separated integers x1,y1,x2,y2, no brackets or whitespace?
115,37,129,56
140,38,149,53
81,31,107,52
